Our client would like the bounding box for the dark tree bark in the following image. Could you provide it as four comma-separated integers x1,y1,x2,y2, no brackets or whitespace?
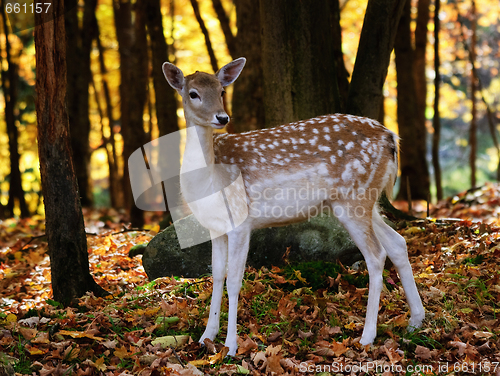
0,1,29,218
190,0,218,73
231,0,264,132
394,0,430,200
35,1,106,306
346,0,406,120
414,0,430,134
432,0,443,200
145,0,179,138
65,0,98,207
212,0,236,58
93,18,121,208
469,0,477,188
331,0,350,112
113,0,150,227
260,0,340,128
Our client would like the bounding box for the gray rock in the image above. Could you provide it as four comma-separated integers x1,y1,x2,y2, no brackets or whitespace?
142,213,368,280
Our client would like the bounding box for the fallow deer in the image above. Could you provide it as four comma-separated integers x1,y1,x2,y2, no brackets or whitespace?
162,58,424,356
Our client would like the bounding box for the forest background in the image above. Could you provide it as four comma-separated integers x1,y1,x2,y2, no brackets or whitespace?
0,0,499,224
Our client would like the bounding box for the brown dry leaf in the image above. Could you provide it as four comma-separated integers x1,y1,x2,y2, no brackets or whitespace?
209,346,229,364
449,340,468,356
58,330,104,341
32,331,49,344
237,335,258,355
415,345,432,360
266,344,284,375
18,326,37,340
114,345,131,359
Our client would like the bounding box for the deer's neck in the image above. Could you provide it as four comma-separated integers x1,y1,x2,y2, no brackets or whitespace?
182,125,215,171
180,124,218,200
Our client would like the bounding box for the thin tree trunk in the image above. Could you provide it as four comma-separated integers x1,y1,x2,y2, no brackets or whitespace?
0,0,29,217
414,0,430,135
35,0,107,306
232,0,264,132
190,0,218,73
94,20,121,208
211,0,236,58
395,0,430,201
346,0,406,119
145,0,179,138
114,0,149,227
432,0,443,201
331,0,350,112
469,0,477,188
65,0,98,207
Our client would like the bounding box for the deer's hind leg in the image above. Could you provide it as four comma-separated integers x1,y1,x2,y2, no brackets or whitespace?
332,202,386,345
372,209,424,329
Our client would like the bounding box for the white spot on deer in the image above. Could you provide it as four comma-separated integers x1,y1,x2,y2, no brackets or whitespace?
361,140,369,148
323,126,330,133
317,163,329,176
304,150,311,154
260,144,266,150
313,128,319,134
230,157,235,164
299,138,306,144
291,138,297,145
282,139,290,144
346,141,354,150
318,145,331,152
330,155,336,164
284,158,290,163
275,154,282,159
338,140,344,146
352,131,357,136
353,159,366,174
324,134,331,141
293,145,298,150
273,141,280,147
243,146,248,152
268,144,276,149
338,150,343,157
310,136,318,146
334,124,340,132
342,162,353,182
319,118,327,123
260,157,266,163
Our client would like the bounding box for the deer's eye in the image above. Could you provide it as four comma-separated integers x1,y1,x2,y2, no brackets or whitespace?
189,91,199,100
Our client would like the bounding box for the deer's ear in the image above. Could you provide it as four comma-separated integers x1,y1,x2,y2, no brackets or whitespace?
216,57,246,87
163,62,185,92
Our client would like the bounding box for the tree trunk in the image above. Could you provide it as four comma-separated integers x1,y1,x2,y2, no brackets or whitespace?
231,0,264,132
65,0,98,207
260,0,340,128
0,2,29,217
114,0,150,227
35,1,106,306
145,0,179,138
432,0,443,200
190,0,218,73
212,0,236,58
331,0,350,112
469,0,477,188
394,0,430,200
94,18,121,208
346,0,406,120
414,0,430,134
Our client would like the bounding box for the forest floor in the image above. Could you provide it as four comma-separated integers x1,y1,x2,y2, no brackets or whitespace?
1,184,500,375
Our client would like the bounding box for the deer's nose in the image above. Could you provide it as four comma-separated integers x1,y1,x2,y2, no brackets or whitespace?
216,114,229,125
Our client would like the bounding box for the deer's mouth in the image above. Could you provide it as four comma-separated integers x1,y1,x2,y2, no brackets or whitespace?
211,123,226,129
